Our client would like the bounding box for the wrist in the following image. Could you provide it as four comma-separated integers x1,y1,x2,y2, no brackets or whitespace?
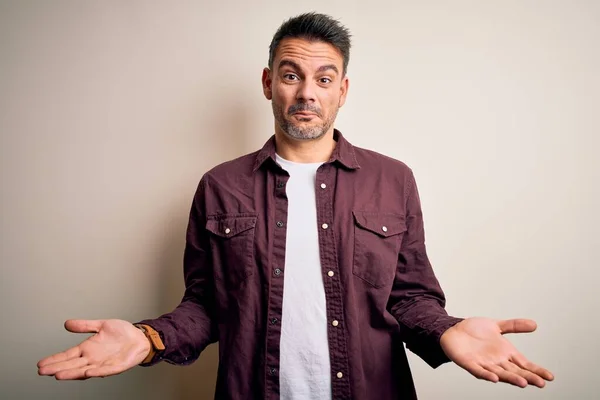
134,324,165,364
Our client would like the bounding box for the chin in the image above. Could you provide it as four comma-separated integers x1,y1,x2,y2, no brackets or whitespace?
284,127,327,141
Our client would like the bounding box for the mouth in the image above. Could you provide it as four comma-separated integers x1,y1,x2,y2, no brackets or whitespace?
293,112,318,118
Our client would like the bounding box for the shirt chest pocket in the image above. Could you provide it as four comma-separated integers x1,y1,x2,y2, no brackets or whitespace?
205,213,258,287
352,211,407,288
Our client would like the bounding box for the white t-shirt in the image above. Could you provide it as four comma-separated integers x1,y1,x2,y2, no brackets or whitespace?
276,153,332,400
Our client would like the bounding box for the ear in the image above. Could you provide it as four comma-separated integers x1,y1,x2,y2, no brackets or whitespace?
262,68,273,100
338,75,349,108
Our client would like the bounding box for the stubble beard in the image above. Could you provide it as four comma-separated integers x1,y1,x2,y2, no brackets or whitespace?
273,101,338,141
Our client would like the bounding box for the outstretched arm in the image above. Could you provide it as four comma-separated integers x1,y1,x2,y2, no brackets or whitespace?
387,169,463,368
38,176,218,379
135,176,218,366
388,170,554,388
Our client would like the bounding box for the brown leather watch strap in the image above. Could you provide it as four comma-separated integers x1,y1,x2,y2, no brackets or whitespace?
134,324,165,364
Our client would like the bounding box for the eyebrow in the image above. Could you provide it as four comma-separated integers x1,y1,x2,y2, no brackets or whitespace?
278,59,339,75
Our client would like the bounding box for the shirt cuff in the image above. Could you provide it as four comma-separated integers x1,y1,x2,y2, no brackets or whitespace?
407,316,464,368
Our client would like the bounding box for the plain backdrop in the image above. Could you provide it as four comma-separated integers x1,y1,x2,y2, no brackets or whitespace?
1,1,598,399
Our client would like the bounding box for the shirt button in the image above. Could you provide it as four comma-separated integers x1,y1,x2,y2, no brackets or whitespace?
332,320,339,327
320,183,327,189
336,372,343,379
321,223,329,229
224,228,231,234
270,368,277,375
382,226,388,232
327,271,334,277
274,268,282,276
276,221,284,228
270,318,279,325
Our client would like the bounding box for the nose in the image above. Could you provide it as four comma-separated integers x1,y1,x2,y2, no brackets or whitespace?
296,80,316,103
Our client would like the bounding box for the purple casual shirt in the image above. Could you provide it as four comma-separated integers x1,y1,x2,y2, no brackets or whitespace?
138,130,463,399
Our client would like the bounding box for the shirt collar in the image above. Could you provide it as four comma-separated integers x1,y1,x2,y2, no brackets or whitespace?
252,129,361,173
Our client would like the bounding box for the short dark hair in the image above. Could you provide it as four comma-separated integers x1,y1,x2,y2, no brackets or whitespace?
268,12,352,75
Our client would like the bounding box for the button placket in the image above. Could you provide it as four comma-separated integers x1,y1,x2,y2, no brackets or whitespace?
266,170,289,396
315,165,350,399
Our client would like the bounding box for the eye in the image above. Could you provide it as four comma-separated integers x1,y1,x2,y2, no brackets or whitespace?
319,77,332,84
284,74,299,81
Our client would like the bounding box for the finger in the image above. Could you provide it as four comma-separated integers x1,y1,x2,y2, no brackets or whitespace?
85,364,127,378
39,356,88,376
64,319,104,334
38,346,82,368
501,361,545,388
485,364,528,388
462,362,499,383
55,365,95,380
511,353,555,381
497,319,537,335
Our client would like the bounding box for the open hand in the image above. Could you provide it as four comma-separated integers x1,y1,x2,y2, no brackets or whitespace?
440,317,554,388
37,319,150,380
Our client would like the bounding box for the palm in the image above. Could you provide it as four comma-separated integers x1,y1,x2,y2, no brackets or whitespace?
37,319,150,380
440,317,554,388
442,318,515,363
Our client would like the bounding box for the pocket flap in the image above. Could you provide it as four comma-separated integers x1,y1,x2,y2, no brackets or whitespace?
206,214,258,238
352,211,406,238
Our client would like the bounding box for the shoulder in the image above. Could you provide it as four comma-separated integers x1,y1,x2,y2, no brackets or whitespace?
352,145,413,177
203,150,260,184
192,150,260,209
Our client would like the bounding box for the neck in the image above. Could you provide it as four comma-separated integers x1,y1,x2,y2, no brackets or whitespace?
274,127,337,163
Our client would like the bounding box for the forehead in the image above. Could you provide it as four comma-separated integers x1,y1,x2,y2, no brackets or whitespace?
274,38,343,70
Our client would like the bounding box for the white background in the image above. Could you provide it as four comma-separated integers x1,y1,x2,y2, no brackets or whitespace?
1,1,598,399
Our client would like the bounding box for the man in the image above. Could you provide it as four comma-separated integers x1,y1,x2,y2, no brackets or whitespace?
37,13,554,399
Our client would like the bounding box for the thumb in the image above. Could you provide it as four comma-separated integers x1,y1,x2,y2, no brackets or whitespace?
64,319,105,334
497,318,537,334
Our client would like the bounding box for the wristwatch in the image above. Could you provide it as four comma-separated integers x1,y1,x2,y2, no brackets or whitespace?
134,324,166,364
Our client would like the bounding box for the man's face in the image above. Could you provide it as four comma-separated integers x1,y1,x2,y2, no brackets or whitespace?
262,38,349,141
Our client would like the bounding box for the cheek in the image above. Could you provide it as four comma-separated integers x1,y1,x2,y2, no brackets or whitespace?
274,81,294,98
321,93,341,112
273,88,293,107
272,93,292,117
